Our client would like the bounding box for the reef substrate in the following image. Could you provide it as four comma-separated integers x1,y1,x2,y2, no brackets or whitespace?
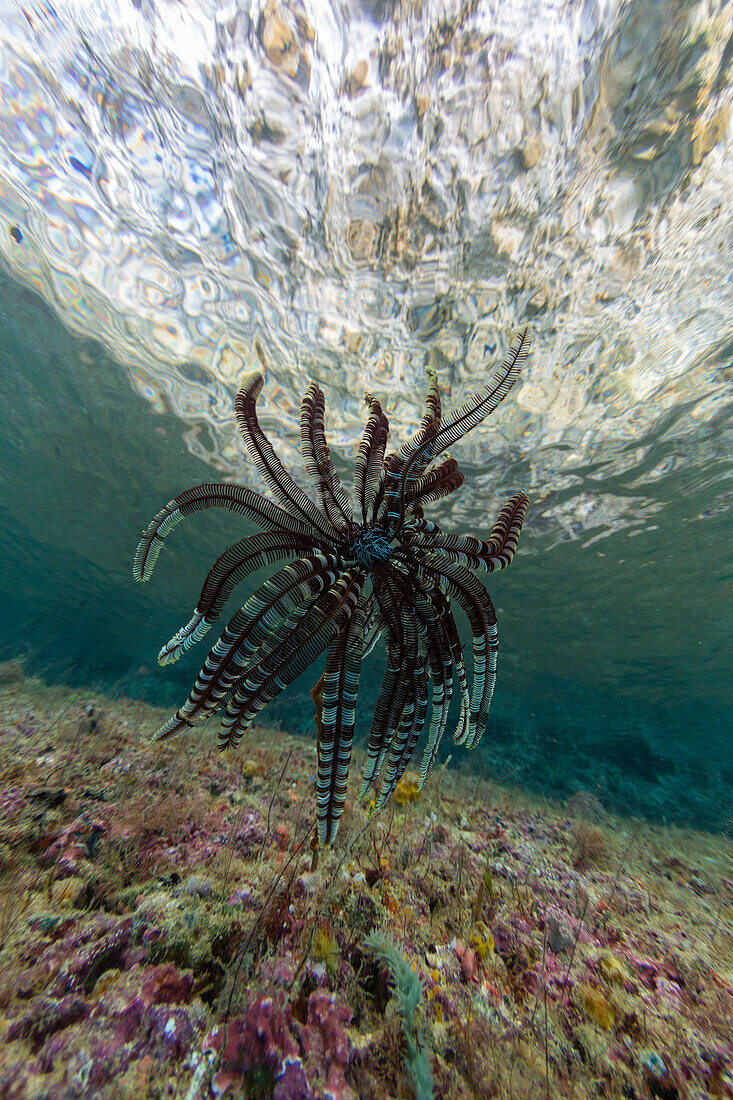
0,662,730,1099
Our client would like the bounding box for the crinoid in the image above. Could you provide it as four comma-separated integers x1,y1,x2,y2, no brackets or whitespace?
134,329,531,844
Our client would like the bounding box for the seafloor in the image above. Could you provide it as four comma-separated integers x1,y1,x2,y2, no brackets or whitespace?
0,660,730,1100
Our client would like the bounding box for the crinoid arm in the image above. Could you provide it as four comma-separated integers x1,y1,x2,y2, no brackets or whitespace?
300,381,354,532
157,530,321,665
354,394,389,522
152,553,345,739
217,571,365,751
235,373,334,538
418,556,499,752
315,590,368,845
133,482,317,583
408,492,530,573
391,326,531,531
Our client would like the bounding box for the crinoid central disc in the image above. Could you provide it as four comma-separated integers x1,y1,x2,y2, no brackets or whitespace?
347,524,394,570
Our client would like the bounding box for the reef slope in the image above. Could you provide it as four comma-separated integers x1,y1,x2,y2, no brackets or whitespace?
0,663,730,1099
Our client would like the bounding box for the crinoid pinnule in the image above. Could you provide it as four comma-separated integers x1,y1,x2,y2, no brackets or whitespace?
134,328,531,844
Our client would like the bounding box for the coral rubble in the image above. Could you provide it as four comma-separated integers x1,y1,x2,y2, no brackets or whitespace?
0,668,731,1098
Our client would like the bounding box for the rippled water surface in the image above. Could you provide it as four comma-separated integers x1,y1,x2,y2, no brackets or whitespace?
1,0,731,827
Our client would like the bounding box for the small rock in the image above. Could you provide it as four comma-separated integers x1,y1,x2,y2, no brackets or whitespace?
574,1022,609,1064
185,875,212,898
547,912,574,953
578,984,614,1029
597,951,629,984
54,876,86,908
295,871,321,897
461,947,478,982
641,1050,666,1076
7,995,89,1050
29,787,67,808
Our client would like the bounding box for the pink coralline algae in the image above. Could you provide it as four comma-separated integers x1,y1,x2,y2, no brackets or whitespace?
6,995,89,1051
112,996,198,1064
454,940,479,982
209,998,304,1098
0,785,24,821
141,962,194,1005
38,813,107,878
299,989,354,1100
209,990,354,1099
2,961,201,1094
232,810,267,855
51,916,134,994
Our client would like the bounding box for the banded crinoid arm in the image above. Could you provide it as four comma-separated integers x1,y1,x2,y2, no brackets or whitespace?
353,394,389,523
235,373,334,539
417,364,442,435
475,491,530,571
133,482,319,583
379,367,442,528
153,553,344,740
364,565,454,798
410,582,458,787
300,382,354,532
401,457,464,512
402,578,480,789
214,574,362,751
371,591,420,808
373,573,423,778
417,554,499,753
361,595,385,658
428,584,471,746
157,529,323,666
392,327,531,531
407,492,529,572
375,657,429,807
218,571,365,750
368,452,397,522
368,367,440,523
316,589,369,845
357,582,405,798
373,571,460,807
358,572,423,798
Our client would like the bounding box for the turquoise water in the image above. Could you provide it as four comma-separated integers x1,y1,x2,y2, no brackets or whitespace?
1,270,730,829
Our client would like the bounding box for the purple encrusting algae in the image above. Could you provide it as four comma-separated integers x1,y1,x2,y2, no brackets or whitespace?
0,659,731,1099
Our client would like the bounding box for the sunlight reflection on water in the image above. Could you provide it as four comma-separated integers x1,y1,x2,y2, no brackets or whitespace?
0,0,731,549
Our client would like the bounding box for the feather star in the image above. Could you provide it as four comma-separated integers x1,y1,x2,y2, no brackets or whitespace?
134,329,531,845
